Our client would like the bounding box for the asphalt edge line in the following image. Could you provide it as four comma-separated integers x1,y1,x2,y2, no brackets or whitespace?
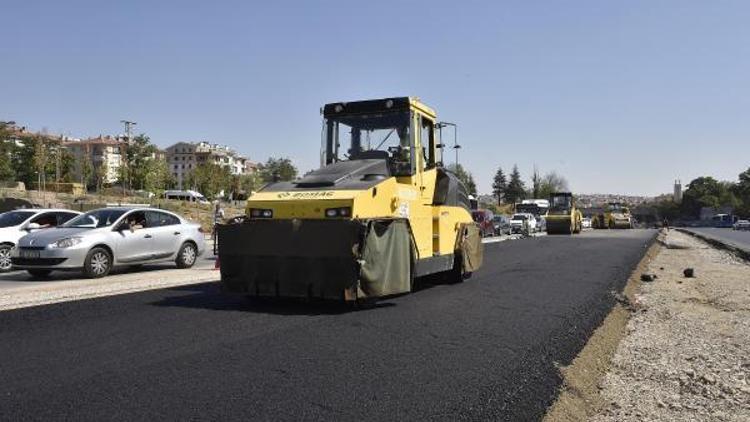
675,228,750,262
543,230,663,422
0,271,219,312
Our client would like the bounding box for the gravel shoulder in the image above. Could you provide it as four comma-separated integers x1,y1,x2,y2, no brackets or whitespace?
590,230,750,421
0,260,218,311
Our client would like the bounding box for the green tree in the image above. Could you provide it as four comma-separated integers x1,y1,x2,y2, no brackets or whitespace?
95,160,108,193
0,144,14,182
12,136,36,186
0,123,16,182
142,158,173,194
492,167,507,204
122,134,158,191
0,148,15,183
80,158,93,190
538,171,570,199
32,136,49,189
733,167,750,217
230,173,262,199
185,162,232,199
531,166,541,198
655,199,681,221
447,163,477,196
505,164,526,204
59,149,76,183
681,177,738,218
258,157,298,183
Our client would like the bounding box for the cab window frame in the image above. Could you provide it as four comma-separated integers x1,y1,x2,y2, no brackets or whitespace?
419,114,436,170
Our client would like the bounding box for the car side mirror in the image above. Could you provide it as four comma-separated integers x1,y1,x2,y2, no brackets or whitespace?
25,222,41,231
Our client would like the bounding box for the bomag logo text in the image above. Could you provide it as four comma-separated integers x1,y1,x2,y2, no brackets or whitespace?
277,191,335,199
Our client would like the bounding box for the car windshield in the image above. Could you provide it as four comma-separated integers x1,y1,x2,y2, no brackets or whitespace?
493,216,505,222
0,210,36,228
512,214,527,221
63,209,127,228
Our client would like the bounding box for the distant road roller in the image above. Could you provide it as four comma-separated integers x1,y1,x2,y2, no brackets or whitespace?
217,97,483,302
545,192,582,234
592,202,633,229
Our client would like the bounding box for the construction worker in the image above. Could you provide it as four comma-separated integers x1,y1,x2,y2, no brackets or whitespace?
213,202,225,254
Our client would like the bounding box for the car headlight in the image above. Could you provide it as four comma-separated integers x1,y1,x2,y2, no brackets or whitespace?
49,237,83,249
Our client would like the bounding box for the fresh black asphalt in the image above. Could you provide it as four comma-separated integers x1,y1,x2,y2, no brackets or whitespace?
0,229,656,421
684,227,750,252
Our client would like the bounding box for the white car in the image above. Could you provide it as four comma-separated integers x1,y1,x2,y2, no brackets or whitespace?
581,217,592,229
0,208,82,272
510,213,538,234
12,207,206,278
733,220,750,231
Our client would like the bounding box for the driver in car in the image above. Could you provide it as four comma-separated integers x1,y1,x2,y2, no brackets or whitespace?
128,215,146,231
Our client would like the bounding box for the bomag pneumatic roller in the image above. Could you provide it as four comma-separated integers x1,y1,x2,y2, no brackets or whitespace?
592,202,632,229
217,97,483,303
545,192,583,235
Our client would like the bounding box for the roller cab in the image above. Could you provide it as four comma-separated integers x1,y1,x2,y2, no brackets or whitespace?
545,192,583,235
218,97,483,302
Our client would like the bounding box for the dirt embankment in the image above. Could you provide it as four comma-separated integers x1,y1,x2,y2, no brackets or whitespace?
546,230,750,421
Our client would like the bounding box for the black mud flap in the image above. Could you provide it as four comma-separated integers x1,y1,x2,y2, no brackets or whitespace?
217,219,413,301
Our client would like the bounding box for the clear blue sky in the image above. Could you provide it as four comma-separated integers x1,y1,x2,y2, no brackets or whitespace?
2,0,749,196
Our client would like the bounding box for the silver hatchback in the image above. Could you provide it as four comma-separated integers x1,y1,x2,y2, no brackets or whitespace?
12,207,206,278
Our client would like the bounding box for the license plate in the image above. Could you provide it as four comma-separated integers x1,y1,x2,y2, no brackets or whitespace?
20,249,41,259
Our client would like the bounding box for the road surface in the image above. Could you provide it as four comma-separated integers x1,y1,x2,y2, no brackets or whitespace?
0,253,216,291
0,229,655,421
683,227,750,252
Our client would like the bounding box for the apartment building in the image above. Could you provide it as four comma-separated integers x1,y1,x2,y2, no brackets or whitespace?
64,136,122,184
165,141,252,189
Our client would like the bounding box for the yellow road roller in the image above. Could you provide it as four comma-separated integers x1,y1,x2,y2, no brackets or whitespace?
592,202,633,229
217,97,483,302
545,192,582,234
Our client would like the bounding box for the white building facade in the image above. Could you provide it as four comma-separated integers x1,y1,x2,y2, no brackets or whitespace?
165,141,252,189
64,136,122,184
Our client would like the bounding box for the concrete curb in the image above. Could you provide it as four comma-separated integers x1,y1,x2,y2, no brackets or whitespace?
0,269,219,312
676,228,750,262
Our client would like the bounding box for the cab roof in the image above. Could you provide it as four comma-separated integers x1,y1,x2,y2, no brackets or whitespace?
323,97,437,119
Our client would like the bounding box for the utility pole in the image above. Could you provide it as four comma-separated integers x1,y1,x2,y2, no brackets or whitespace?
120,120,136,193
120,120,136,142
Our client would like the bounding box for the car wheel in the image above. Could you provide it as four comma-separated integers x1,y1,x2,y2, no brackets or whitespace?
84,247,112,278
0,244,13,272
27,269,52,278
176,242,197,269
